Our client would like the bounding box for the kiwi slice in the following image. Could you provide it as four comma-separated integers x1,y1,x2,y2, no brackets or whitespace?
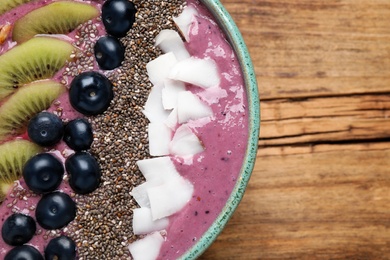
0,0,31,16
0,139,42,201
0,80,66,141
13,1,99,43
0,36,74,100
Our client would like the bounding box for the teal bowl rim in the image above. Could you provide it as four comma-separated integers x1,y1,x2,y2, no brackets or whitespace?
179,0,260,259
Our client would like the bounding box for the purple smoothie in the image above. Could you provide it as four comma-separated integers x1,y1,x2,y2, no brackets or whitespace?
0,0,248,259
156,1,248,259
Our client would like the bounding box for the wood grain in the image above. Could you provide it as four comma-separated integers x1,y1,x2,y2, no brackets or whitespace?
200,0,390,259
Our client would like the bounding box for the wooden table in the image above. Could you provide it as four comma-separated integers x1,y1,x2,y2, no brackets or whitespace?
200,0,390,259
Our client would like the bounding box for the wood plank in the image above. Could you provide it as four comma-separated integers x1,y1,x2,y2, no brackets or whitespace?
260,95,390,146
200,143,390,259
261,95,390,122
222,0,390,99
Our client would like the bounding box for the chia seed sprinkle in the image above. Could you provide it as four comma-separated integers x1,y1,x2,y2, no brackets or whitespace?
64,1,186,259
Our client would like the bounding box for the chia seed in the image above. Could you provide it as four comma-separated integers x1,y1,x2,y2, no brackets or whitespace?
64,0,186,259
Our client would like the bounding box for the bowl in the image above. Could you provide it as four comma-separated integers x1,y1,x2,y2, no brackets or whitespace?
180,0,260,258
0,0,259,258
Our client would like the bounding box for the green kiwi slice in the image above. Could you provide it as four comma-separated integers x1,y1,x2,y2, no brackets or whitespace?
0,36,74,100
0,80,66,141
0,0,31,16
0,139,42,201
12,1,99,43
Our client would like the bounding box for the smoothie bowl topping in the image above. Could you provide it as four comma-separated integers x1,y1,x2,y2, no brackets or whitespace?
0,0,251,259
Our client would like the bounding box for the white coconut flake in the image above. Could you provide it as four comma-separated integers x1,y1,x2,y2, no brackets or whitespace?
148,176,194,220
168,57,220,89
128,232,165,260
162,79,186,110
148,122,172,156
133,208,169,235
155,29,190,61
130,181,158,208
170,124,204,157
172,5,198,41
146,52,178,85
177,91,213,123
136,156,180,182
165,108,178,130
143,84,170,123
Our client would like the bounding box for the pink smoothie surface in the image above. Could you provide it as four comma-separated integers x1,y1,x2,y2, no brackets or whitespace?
157,1,248,259
0,0,249,259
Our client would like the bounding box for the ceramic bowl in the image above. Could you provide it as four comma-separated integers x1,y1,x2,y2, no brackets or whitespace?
181,0,260,258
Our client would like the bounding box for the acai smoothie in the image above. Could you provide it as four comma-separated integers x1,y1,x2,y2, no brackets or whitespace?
0,0,248,259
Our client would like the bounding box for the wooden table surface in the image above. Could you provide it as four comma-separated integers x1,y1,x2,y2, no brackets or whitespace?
200,0,390,259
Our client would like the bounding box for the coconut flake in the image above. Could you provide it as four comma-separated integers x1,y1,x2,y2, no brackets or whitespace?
148,122,172,156
148,176,194,220
169,57,220,89
133,207,169,235
173,5,198,41
170,124,204,157
142,84,170,123
161,79,186,110
165,108,178,130
128,232,165,260
177,91,213,123
130,181,158,208
136,156,180,182
146,52,178,85
155,29,190,61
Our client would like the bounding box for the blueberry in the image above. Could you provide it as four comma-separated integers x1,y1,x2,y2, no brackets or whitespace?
45,235,76,260
23,153,64,194
35,192,76,230
94,35,125,70
69,71,113,116
63,118,93,151
65,152,101,194
28,112,64,147
102,0,136,38
5,245,43,260
2,213,36,246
